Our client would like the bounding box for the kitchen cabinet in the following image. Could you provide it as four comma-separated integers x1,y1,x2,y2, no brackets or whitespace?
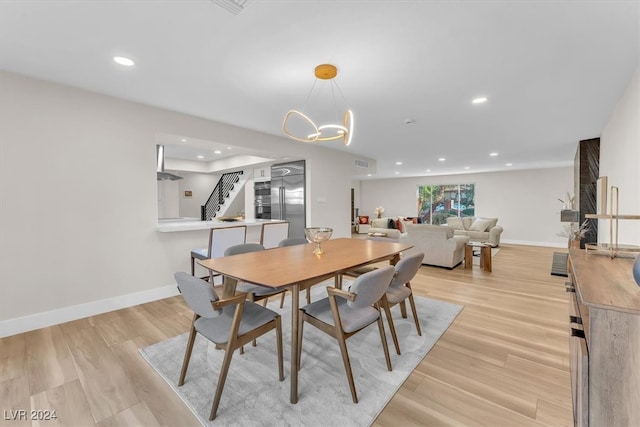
254,167,271,182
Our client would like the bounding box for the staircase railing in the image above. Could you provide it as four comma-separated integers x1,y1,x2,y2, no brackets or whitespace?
201,171,244,220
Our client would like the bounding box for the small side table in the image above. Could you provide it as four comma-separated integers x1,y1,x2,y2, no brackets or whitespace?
357,223,371,234
465,241,492,272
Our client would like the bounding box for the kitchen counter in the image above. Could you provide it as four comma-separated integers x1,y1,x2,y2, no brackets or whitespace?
156,218,285,233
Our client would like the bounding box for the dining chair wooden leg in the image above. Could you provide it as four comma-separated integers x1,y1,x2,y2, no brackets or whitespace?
178,320,198,386
280,291,287,308
407,293,422,336
381,298,401,355
306,288,311,304
335,329,358,403
209,347,235,421
275,316,284,381
250,296,270,348
375,306,393,372
249,294,259,348
297,312,305,371
399,300,408,318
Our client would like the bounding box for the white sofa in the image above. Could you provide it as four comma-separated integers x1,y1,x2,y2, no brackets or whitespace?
364,217,409,240
445,217,503,247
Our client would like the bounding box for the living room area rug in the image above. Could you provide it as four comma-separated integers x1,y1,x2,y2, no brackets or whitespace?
139,281,462,426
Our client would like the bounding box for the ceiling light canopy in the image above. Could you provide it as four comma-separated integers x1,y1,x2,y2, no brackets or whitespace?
282,64,353,146
472,97,487,104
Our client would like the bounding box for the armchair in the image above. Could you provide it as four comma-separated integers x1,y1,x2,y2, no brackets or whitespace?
402,224,468,269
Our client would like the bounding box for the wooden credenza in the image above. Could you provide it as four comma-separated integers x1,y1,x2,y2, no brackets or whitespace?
567,249,640,427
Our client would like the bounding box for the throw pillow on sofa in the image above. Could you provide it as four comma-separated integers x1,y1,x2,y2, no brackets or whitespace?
469,218,493,232
447,217,465,230
358,216,369,224
387,218,397,229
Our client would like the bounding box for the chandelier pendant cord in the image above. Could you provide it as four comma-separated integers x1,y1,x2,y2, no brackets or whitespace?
300,78,318,114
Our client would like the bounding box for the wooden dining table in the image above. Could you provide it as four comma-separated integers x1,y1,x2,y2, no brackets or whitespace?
198,237,413,404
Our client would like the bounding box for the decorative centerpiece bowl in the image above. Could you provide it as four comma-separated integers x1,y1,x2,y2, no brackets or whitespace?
304,227,333,255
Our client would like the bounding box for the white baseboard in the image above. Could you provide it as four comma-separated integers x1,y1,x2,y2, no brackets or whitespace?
0,285,181,338
501,239,567,248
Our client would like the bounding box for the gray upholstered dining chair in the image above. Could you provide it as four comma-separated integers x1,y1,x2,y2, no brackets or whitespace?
260,221,290,249
380,251,424,355
277,237,312,307
297,266,396,403
224,243,288,306
278,237,309,247
224,243,289,349
174,272,284,421
190,225,247,282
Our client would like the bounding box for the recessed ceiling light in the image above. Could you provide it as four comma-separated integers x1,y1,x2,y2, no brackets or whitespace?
506,163,513,166
395,161,402,165
214,150,222,154
489,152,499,157
226,146,232,150
367,174,372,177
425,169,431,172
180,138,187,142
464,166,470,170
472,97,487,104
197,155,204,159
113,56,135,66
394,171,400,175
438,158,446,162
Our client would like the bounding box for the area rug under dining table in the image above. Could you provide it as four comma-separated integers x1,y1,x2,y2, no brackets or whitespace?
140,281,462,426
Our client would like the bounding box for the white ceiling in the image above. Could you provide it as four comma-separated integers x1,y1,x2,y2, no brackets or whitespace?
1,1,638,178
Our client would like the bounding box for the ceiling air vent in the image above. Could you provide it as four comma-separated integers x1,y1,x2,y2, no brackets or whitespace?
211,0,250,15
354,159,369,168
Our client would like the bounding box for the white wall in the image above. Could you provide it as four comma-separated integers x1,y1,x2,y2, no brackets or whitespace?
157,179,180,218
599,67,640,246
0,71,375,332
358,167,574,246
175,171,220,218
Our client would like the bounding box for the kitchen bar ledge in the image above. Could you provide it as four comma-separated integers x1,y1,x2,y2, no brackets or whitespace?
156,218,285,233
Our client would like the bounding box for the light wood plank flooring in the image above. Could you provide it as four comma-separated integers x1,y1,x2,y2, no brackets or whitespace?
0,244,572,426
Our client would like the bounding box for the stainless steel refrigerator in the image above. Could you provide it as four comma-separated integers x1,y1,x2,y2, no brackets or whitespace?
271,160,306,239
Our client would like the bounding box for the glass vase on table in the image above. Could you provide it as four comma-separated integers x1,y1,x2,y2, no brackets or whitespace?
304,227,333,255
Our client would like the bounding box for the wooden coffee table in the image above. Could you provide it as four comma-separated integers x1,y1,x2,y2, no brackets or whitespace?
367,232,387,237
465,241,492,272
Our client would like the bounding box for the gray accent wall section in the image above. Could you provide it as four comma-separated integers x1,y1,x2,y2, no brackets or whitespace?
0,71,376,324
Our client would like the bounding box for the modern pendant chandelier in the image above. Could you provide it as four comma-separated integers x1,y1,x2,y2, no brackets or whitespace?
282,64,354,146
